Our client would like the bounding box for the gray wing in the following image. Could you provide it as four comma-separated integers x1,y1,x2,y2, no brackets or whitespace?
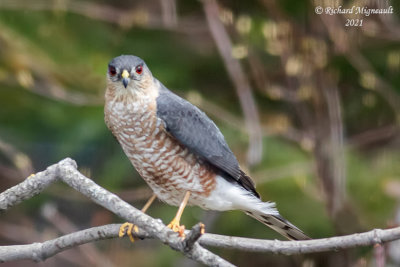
156,83,259,197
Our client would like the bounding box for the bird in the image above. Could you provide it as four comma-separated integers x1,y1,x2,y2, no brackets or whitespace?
104,55,310,241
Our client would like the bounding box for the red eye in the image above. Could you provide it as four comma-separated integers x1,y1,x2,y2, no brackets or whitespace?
136,65,143,75
109,66,117,76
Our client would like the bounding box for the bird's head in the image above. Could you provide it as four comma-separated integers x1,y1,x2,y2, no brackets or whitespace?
107,55,153,94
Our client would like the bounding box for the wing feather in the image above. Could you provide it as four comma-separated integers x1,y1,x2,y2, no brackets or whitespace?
156,83,259,197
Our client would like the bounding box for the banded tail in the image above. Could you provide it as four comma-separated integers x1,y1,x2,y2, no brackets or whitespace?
245,210,310,240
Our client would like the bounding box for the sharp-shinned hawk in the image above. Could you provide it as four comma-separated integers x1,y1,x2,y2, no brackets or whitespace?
104,55,310,240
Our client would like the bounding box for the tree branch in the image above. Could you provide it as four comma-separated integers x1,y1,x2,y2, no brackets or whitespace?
0,224,121,262
1,221,400,263
1,158,400,265
0,158,233,267
200,228,400,254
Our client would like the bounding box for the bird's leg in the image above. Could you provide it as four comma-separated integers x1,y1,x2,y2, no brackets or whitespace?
141,194,157,213
167,191,191,238
119,194,157,242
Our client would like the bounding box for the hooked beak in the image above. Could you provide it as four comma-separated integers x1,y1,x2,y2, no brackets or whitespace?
121,69,130,88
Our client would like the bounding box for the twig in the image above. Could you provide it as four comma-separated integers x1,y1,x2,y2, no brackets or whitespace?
160,0,178,28
320,78,347,215
0,138,34,179
184,223,206,252
348,124,398,148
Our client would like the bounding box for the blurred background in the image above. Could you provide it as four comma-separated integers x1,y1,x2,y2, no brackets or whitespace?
0,0,399,266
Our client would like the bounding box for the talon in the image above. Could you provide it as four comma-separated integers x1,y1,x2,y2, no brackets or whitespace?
167,218,186,238
119,222,139,243
119,222,130,238
166,191,191,239
127,225,139,243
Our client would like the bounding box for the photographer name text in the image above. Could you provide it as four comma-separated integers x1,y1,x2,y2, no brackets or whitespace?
315,5,394,16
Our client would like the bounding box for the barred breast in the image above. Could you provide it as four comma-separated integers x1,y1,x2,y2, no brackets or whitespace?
104,93,216,207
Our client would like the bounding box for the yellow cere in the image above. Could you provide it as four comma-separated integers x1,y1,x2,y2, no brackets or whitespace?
121,69,130,79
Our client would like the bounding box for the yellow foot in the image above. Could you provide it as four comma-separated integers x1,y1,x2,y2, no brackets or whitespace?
119,222,139,243
27,174,35,179
167,218,186,238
